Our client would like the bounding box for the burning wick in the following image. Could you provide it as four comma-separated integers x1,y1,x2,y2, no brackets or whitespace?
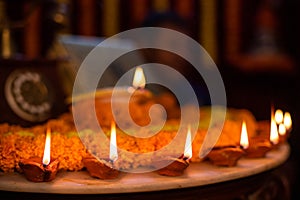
132,66,146,90
241,121,272,158
277,111,292,144
128,66,146,94
240,121,249,150
270,110,279,145
283,112,292,132
183,125,192,160
127,67,152,102
109,121,118,163
274,109,292,134
18,128,59,182
155,125,192,176
207,122,246,167
274,109,284,124
272,108,291,144
42,128,51,167
82,121,119,179
278,123,286,136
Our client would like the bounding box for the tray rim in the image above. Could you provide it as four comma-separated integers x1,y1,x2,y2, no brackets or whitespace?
0,143,290,194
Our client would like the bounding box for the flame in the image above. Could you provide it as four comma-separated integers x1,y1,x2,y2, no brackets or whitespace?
240,121,249,149
270,114,279,145
132,67,146,89
42,128,51,166
109,121,118,162
278,123,286,136
184,125,192,159
274,109,283,124
283,112,292,131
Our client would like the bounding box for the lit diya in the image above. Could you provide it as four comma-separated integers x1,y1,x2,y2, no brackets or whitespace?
69,67,152,104
269,107,281,148
206,122,247,167
19,128,59,182
240,121,272,158
74,66,157,130
128,66,152,100
112,66,153,100
283,112,292,133
275,109,292,144
83,121,119,179
155,125,192,176
111,66,153,105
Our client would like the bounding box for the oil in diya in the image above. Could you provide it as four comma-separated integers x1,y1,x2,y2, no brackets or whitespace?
83,121,119,179
155,125,192,176
19,128,59,182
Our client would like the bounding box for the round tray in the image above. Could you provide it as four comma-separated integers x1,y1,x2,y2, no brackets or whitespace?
0,143,290,194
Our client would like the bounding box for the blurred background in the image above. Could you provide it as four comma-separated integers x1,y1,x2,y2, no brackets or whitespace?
0,0,298,111
0,0,299,198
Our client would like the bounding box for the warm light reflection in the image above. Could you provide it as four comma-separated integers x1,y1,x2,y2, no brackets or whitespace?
184,125,192,159
42,128,51,166
278,123,286,136
283,112,292,131
132,67,146,89
109,121,118,162
240,121,249,149
275,109,283,124
270,116,279,145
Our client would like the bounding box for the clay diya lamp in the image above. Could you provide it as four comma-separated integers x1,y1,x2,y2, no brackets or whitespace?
98,67,154,129
19,128,59,182
270,109,292,147
156,125,192,176
129,69,153,104
116,66,153,104
19,157,59,182
269,113,281,149
207,146,245,167
243,137,272,158
83,156,119,179
277,111,292,144
155,156,190,176
239,120,272,158
268,107,293,149
207,121,249,167
83,121,119,179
